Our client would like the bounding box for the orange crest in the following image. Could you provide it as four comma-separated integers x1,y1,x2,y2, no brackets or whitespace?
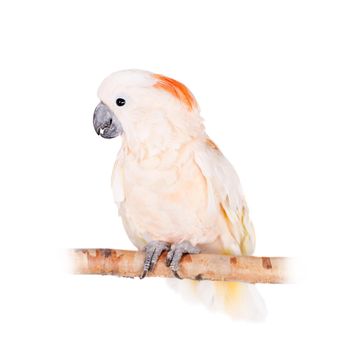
153,74,197,111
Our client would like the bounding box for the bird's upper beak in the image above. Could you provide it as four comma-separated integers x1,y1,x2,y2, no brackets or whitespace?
93,102,123,139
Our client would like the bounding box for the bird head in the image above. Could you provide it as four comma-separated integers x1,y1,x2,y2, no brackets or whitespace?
93,70,204,152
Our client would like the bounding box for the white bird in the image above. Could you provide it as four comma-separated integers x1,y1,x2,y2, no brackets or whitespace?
93,69,266,320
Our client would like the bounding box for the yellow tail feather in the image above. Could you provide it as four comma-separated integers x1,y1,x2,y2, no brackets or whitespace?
168,279,266,321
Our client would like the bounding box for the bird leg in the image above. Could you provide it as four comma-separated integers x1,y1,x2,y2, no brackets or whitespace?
166,241,200,279
140,240,170,279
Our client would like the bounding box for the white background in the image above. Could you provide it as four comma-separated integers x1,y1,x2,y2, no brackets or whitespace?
0,0,349,349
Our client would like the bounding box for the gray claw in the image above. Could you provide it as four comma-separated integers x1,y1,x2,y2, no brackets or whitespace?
140,241,170,279
166,241,200,279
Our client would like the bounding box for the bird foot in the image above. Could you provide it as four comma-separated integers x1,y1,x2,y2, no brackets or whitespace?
140,240,170,279
166,241,200,279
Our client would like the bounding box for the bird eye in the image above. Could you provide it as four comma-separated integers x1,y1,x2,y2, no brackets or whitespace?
116,98,126,107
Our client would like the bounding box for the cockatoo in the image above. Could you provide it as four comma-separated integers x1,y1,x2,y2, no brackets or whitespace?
93,69,266,320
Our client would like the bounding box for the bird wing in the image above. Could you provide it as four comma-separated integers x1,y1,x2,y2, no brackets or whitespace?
111,147,126,206
193,139,256,255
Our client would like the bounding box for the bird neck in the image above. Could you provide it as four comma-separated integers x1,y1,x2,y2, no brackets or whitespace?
121,111,205,160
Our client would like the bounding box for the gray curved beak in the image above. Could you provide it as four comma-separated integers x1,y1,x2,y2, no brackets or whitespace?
93,102,123,139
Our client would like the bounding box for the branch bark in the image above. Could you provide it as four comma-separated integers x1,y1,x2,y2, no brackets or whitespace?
70,249,293,283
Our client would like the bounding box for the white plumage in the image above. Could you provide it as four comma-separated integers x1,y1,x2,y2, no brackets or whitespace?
97,69,266,320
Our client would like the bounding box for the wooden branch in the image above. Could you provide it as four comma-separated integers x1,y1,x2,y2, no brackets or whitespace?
70,249,293,284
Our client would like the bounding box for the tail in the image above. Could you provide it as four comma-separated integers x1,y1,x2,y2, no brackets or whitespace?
168,279,267,321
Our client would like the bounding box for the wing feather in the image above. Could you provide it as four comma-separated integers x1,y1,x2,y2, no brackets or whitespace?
194,140,255,255
111,148,125,206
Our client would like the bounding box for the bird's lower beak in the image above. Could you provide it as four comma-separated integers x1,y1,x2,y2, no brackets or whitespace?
93,102,123,139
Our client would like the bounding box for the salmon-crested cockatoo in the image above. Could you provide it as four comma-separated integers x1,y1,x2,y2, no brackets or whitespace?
93,69,266,320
